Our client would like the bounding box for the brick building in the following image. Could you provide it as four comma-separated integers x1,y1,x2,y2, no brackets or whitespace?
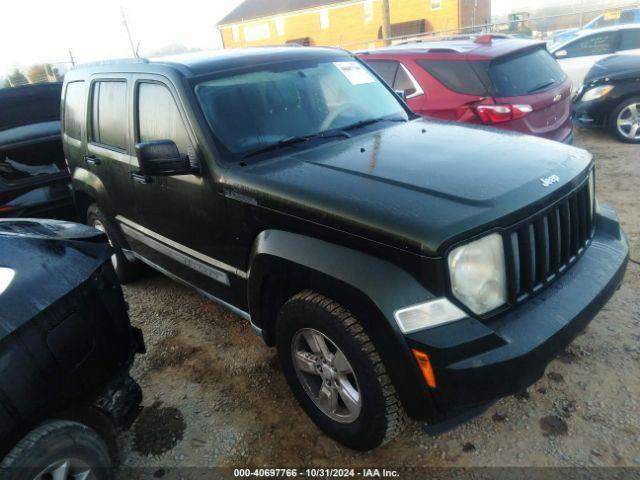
217,0,491,50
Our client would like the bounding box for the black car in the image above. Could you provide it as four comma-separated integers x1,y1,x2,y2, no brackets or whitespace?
0,83,75,218
63,48,628,451
573,54,640,143
0,219,144,479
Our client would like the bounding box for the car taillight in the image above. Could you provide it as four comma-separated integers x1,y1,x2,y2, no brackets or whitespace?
474,104,533,124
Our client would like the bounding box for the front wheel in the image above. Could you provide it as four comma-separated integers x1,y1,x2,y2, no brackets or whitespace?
0,420,114,480
276,290,406,451
609,96,640,143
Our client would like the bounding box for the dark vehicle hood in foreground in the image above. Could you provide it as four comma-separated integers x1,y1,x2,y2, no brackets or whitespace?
227,118,592,255
584,55,640,84
0,83,62,131
0,219,110,339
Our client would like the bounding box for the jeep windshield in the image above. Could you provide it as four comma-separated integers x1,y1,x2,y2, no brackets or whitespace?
194,58,409,158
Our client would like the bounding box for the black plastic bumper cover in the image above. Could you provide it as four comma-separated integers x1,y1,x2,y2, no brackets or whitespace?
406,204,628,421
94,374,143,430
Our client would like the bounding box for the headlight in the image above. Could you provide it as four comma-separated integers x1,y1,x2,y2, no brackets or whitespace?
448,233,507,315
394,298,466,333
581,85,613,102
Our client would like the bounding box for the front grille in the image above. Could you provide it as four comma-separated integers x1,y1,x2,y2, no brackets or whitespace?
504,175,595,304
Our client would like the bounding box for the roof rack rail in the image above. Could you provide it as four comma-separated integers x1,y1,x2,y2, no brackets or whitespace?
75,58,149,68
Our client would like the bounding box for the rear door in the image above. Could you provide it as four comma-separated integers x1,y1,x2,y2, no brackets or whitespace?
86,76,139,223
556,31,620,90
616,28,640,55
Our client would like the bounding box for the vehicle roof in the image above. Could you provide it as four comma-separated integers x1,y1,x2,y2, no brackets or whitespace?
551,22,640,50
66,47,352,79
577,22,640,35
357,37,544,60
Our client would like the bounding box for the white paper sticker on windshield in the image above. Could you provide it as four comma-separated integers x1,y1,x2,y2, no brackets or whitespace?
333,61,375,85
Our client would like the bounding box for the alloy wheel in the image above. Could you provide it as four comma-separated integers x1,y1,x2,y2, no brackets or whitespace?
291,328,361,423
33,459,93,480
616,103,640,140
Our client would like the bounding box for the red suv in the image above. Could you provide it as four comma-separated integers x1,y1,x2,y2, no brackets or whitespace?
358,36,573,143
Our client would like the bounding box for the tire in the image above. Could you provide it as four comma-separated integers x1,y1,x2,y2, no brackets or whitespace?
276,290,407,451
608,96,640,143
86,204,141,283
0,420,114,480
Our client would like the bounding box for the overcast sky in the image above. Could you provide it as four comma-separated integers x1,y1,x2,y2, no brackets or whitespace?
0,0,608,76
0,0,243,74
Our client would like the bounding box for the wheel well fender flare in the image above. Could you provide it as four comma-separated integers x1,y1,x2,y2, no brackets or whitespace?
71,167,113,221
246,229,438,420
247,230,433,325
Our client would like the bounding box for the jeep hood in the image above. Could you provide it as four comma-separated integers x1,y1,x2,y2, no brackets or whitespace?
226,118,592,256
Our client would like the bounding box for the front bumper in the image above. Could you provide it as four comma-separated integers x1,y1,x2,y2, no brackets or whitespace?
406,204,628,421
561,130,574,144
573,99,609,129
94,373,143,430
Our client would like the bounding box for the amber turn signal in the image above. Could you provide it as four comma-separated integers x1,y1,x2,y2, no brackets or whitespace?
411,348,437,388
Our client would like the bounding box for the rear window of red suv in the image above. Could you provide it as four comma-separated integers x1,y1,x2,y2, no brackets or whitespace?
416,59,488,96
487,48,566,97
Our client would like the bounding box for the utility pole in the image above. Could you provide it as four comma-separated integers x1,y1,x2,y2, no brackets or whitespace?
68,50,76,67
579,0,584,27
120,7,139,58
381,0,392,46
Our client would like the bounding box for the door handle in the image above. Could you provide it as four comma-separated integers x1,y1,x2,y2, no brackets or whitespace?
130,172,153,184
84,155,101,166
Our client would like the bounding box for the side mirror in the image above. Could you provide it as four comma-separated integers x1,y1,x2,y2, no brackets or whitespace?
134,140,193,176
554,49,568,59
394,89,407,100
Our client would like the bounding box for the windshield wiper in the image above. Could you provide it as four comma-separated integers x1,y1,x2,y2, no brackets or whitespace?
527,80,556,93
339,116,407,133
242,136,312,159
242,131,352,159
241,117,407,160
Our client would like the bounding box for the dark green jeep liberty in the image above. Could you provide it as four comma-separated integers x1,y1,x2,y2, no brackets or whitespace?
62,47,628,450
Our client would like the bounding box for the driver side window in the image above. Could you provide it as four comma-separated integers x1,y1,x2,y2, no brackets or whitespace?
137,82,191,156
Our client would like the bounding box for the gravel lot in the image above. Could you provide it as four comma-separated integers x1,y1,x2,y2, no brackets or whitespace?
118,128,640,473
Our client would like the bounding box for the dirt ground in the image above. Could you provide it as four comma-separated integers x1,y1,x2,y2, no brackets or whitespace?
118,128,640,473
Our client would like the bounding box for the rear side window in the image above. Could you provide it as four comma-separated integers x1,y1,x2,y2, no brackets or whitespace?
563,32,618,58
488,48,566,97
365,60,399,87
394,65,417,97
365,60,419,97
137,83,191,155
91,81,127,150
64,82,85,140
620,29,640,51
416,59,487,96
